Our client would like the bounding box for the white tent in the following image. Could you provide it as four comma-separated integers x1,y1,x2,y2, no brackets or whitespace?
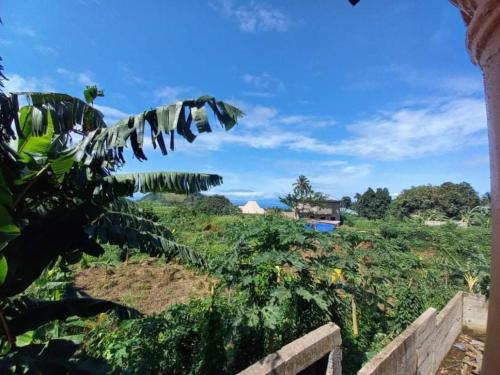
239,200,265,215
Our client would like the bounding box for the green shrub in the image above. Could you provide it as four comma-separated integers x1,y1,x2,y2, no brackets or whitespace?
392,286,424,331
84,298,229,375
194,195,240,216
341,213,356,226
379,225,399,239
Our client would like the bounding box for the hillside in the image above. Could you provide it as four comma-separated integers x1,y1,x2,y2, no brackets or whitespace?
139,192,204,205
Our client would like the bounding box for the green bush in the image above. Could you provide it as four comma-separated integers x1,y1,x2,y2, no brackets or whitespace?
379,225,399,239
84,299,229,375
392,286,424,332
194,195,240,216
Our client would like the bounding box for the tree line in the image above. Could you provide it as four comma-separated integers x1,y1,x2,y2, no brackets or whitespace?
342,182,490,221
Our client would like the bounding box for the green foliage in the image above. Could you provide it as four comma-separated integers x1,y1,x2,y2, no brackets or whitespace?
460,206,491,227
379,224,399,239
84,214,345,374
83,85,104,104
480,192,491,206
341,196,353,209
139,192,203,206
355,187,391,220
85,298,231,374
391,182,481,219
70,206,492,374
0,85,242,371
392,286,424,331
193,195,240,216
279,175,329,216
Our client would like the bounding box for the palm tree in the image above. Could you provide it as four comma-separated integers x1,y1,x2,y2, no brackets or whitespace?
293,175,312,198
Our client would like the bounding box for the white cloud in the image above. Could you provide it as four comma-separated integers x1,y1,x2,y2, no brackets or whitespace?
119,65,146,85
77,73,96,86
333,97,487,159
226,100,336,130
0,39,13,46
279,115,336,128
178,95,487,161
211,190,265,198
240,104,278,128
388,65,483,96
57,68,97,86
437,76,483,96
273,159,348,169
3,73,54,92
305,164,373,197
389,65,483,95
14,26,36,37
242,91,274,98
207,159,373,199
349,66,483,97
153,85,192,103
212,0,289,32
35,45,58,56
464,155,489,166
94,104,130,125
242,73,285,92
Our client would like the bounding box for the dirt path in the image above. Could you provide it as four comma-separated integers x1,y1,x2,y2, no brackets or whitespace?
74,258,212,314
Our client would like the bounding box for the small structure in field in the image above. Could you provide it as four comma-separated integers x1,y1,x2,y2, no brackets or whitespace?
240,200,265,215
297,199,341,222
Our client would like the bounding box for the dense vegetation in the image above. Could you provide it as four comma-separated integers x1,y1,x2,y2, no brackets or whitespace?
390,182,482,219
15,198,488,374
352,182,487,224
354,187,392,219
0,85,243,372
141,193,240,216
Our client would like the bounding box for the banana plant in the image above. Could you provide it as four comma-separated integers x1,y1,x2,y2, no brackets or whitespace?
0,86,243,372
460,206,491,227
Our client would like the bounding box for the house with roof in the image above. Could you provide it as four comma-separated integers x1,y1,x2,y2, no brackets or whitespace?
297,199,341,222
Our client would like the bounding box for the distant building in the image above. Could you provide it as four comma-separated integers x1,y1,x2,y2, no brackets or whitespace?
240,200,266,215
297,199,341,221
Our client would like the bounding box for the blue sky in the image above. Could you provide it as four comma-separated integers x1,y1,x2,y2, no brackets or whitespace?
1,0,489,200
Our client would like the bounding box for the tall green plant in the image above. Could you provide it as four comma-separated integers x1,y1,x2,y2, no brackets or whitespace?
279,175,328,217
0,87,242,371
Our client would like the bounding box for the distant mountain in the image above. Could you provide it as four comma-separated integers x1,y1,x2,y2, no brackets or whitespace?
140,193,289,210
139,192,203,205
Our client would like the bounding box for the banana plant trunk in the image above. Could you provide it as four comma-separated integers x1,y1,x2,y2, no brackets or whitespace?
351,296,358,337
450,1,500,374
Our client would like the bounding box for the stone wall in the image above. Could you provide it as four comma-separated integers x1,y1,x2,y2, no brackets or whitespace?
357,291,487,375
238,323,342,375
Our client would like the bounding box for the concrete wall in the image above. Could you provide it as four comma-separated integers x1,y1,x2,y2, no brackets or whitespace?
238,323,342,375
357,308,436,375
432,292,463,372
357,291,480,375
463,292,488,334
240,292,488,375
